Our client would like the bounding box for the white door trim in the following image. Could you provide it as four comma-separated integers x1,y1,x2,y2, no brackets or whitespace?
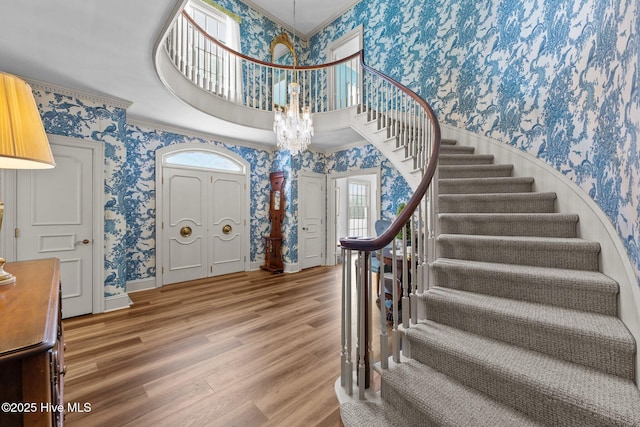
0,135,105,314
298,171,327,269
155,143,250,287
326,167,381,266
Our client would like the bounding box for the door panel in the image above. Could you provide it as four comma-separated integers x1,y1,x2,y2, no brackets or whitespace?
210,173,244,276
162,168,246,284
300,174,325,269
163,169,208,284
16,143,94,318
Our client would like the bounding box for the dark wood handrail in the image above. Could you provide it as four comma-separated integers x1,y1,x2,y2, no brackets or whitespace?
340,53,441,252
180,11,362,71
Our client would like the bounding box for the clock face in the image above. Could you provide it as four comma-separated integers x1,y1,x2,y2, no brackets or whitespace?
273,191,281,210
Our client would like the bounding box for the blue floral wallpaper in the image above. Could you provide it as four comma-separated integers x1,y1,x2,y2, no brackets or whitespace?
309,0,640,285
30,0,638,297
34,89,128,297
30,85,412,289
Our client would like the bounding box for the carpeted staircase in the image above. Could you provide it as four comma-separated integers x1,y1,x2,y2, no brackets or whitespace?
341,139,640,426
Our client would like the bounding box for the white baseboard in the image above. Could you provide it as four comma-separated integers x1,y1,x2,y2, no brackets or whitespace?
250,259,264,271
284,262,300,273
104,293,131,312
126,278,156,293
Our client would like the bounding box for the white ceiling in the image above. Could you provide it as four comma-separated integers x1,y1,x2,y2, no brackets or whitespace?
0,0,363,151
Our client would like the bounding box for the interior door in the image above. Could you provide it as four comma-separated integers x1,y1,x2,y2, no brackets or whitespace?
209,172,244,276
16,143,94,318
162,167,208,284
300,173,325,269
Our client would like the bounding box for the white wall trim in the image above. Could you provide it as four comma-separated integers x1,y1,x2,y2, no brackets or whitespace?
283,261,299,273
25,78,132,110
442,123,640,383
127,118,274,153
104,293,132,312
126,278,156,293
250,258,264,271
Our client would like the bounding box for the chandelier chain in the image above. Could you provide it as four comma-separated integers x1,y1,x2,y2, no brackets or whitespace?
272,0,314,155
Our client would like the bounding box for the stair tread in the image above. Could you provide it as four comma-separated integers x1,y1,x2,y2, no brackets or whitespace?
438,212,578,221
437,233,601,249
439,176,534,184
424,287,634,350
382,359,541,426
438,164,513,171
431,258,618,294
405,321,640,424
439,191,556,200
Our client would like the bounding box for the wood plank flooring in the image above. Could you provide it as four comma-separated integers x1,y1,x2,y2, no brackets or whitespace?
62,266,349,426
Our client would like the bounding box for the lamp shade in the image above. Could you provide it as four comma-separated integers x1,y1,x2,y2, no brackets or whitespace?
0,72,54,169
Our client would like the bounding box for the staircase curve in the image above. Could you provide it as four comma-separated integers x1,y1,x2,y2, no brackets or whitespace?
153,6,640,426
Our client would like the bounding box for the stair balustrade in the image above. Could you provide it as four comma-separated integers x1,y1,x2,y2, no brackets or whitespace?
163,8,442,402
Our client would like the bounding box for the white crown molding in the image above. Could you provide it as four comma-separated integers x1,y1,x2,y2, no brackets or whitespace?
127,117,275,153
25,77,133,110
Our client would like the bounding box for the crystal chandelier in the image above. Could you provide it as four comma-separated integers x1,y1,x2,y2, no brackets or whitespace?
273,0,313,155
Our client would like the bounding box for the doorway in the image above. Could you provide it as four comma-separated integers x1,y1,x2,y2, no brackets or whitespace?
11,135,104,318
155,144,250,286
327,168,380,265
298,172,326,270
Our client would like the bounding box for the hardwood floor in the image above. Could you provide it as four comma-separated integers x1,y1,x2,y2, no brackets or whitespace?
62,266,349,426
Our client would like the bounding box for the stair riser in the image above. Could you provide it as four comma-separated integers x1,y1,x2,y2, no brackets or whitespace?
423,296,634,378
437,239,600,270
438,217,577,237
438,166,513,179
439,146,475,155
438,155,494,165
381,385,436,427
408,339,624,427
439,180,533,194
439,195,556,213
431,265,617,315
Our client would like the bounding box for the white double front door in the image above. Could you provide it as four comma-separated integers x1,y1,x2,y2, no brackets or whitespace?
161,166,246,285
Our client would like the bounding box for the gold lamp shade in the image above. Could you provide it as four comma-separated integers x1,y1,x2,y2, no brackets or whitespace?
0,72,55,169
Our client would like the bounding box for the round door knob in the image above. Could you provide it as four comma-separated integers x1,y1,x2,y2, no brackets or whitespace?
75,239,91,246
222,224,232,234
180,226,192,237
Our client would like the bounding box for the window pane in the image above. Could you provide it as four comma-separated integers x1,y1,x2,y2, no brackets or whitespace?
165,151,243,172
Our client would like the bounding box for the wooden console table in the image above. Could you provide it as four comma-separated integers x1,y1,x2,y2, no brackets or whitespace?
0,258,64,427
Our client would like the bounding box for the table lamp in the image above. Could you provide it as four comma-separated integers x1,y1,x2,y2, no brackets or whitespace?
0,71,55,284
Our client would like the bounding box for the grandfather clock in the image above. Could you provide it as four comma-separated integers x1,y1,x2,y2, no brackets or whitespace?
262,171,285,273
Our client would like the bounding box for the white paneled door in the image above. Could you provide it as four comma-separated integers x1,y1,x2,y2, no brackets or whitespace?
299,173,325,270
162,167,246,285
210,173,244,276
16,143,94,318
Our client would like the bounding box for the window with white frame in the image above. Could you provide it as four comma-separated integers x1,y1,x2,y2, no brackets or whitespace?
185,1,242,100
348,180,369,237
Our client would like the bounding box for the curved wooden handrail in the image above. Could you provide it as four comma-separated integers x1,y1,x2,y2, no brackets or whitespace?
181,11,362,71
340,54,441,252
